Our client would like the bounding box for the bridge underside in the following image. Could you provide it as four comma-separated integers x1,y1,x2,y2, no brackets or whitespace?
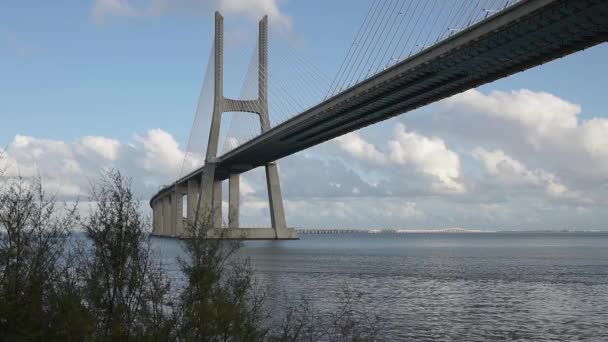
213,0,608,180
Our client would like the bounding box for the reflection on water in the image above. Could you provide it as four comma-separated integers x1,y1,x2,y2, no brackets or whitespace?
152,232,608,341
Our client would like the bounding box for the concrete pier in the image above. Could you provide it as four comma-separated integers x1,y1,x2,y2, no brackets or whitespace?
229,174,239,228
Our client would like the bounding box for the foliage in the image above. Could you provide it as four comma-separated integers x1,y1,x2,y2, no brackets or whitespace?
0,167,382,341
0,175,89,339
78,170,176,339
177,215,270,341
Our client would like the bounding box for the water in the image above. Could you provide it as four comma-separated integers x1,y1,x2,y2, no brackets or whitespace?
153,232,608,341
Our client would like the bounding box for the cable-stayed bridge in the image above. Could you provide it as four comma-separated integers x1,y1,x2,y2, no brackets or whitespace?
151,0,608,239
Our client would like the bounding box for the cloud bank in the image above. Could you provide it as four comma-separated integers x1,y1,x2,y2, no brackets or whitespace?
1,129,200,201
2,89,607,229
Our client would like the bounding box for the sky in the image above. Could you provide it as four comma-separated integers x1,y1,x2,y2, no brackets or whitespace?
1,0,608,230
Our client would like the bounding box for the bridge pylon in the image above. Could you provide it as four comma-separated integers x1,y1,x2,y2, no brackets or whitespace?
150,11,296,240
189,12,295,239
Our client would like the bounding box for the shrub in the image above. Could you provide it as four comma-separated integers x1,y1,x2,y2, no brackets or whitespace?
78,170,175,339
0,175,87,339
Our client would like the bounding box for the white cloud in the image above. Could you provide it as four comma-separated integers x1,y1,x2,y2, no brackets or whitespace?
472,147,584,202
135,128,184,176
1,135,84,197
438,89,608,180
0,129,189,199
479,203,511,221
243,197,268,211
580,118,608,159
371,201,424,220
4,135,79,178
472,148,540,185
77,136,120,161
331,124,464,195
444,89,580,149
278,197,425,228
91,0,292,32
240,176,255,196
405,89,608,204
334,132,386,165
388,124,464,193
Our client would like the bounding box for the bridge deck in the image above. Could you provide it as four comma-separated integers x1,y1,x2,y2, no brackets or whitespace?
154,0,608,202
214,0,607,179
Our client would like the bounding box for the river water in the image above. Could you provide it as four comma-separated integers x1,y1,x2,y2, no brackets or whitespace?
152,232,608,341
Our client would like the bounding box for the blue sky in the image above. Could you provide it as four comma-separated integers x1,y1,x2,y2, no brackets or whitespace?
2,0,608,229
1,0,376,142
4,0,605,142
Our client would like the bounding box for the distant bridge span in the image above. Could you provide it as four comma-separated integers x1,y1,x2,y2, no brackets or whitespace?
151,0,608,239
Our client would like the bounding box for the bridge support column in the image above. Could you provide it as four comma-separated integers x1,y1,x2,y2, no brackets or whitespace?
213,180,223,228
153,200,161,234
159,200,165,235
174,184,186,237
162,196,171,236
169,192,177,236
198,163,221,228
229,174,239,228
187,178,199,230
265,162,288,237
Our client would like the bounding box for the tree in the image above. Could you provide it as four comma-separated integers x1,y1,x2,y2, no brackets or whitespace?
79,170,175,339
178,214,270,341
0,175,89,339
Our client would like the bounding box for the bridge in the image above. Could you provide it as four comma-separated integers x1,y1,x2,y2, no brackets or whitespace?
296,228,488,234
150,0,608,240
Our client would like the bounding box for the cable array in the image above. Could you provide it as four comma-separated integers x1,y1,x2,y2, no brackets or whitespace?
220,24,333,154
178,0,522,169
327,0,521,98
178,43,216,179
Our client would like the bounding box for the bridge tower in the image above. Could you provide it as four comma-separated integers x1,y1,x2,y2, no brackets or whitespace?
196,11,291,238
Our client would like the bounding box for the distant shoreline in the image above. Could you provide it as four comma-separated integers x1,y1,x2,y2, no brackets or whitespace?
295,229,607,234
